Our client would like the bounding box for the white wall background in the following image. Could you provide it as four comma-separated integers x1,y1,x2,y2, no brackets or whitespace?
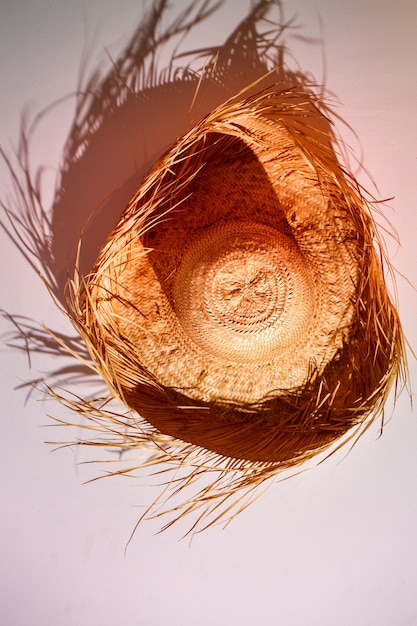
1,1,416,625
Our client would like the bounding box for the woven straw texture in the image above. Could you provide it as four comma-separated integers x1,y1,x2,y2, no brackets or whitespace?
71,85,403,466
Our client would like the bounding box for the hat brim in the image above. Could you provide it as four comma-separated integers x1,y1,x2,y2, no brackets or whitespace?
74,85,404,463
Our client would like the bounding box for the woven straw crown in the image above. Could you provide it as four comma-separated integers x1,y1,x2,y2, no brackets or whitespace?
73,85,403,466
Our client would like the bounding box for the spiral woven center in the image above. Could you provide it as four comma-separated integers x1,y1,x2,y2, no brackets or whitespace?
207,250,285,330
173,221,314,363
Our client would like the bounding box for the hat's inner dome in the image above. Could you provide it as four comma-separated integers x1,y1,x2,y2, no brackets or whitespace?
142,134,315,366
137,133,328,398
173,221,313,363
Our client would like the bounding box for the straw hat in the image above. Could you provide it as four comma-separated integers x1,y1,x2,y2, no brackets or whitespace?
70,83,404,469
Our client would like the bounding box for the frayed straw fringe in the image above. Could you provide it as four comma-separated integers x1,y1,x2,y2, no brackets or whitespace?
1,0,407,539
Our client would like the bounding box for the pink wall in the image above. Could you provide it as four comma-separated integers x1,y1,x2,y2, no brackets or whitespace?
1,1,416,624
